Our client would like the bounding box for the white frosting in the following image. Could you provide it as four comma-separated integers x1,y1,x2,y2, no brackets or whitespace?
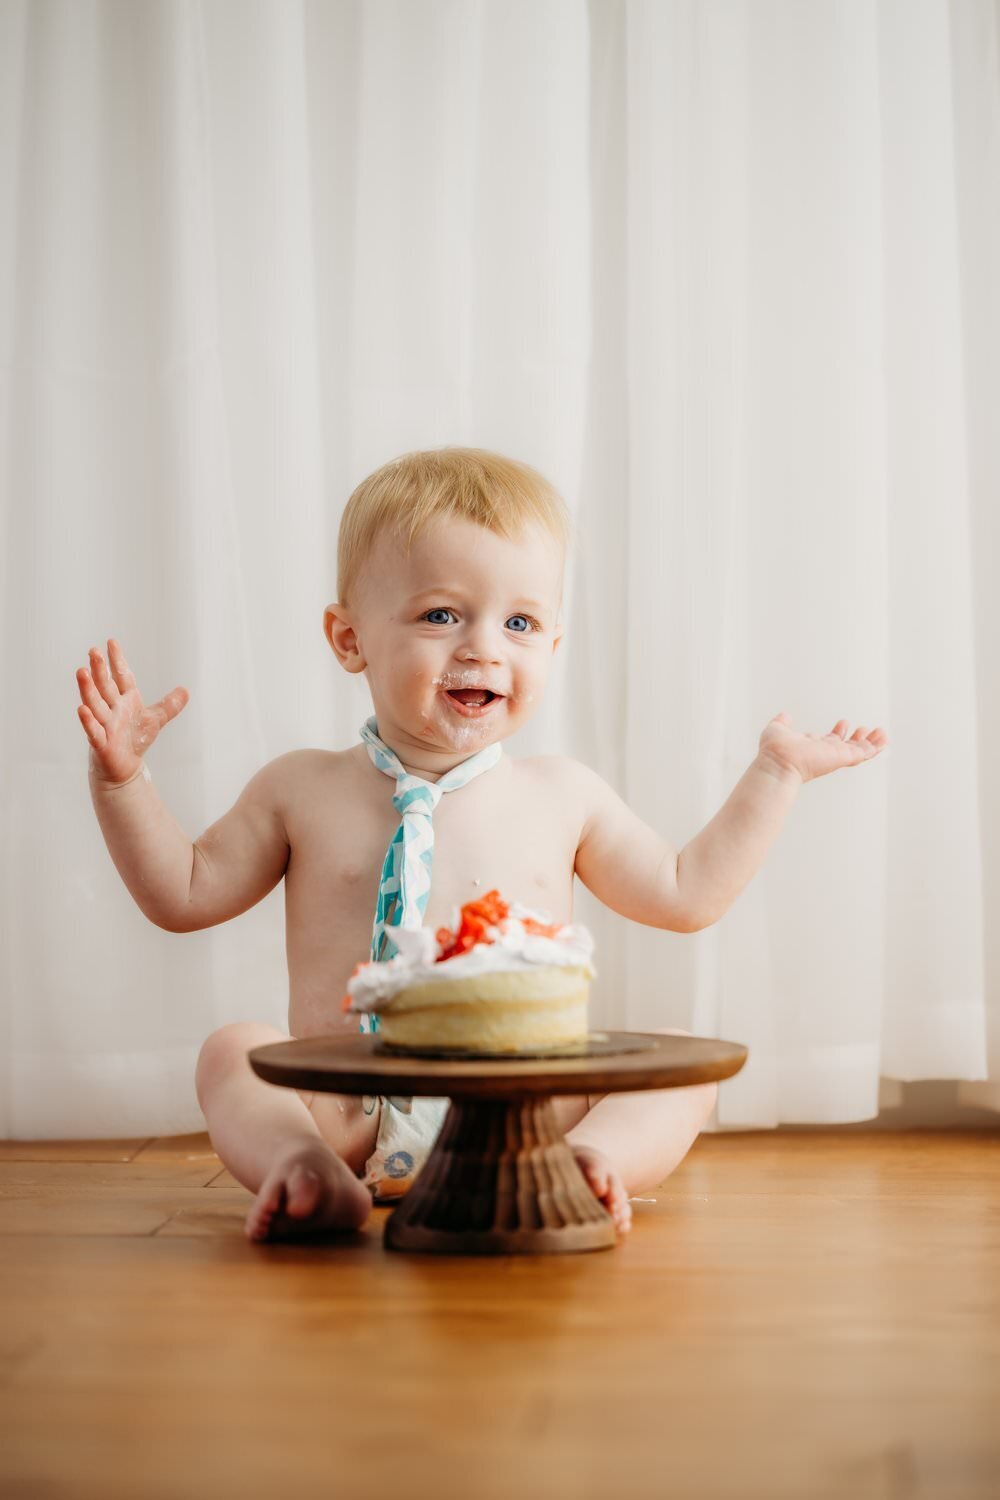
345,899,596,1013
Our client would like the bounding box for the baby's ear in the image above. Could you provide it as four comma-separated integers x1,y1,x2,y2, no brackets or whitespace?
324,603,366,673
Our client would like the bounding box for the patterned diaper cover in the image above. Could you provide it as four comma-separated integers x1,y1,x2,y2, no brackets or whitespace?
360,1092,451,1201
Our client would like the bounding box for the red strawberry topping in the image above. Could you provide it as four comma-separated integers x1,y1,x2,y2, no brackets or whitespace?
435,889,510,961
433,889,563,960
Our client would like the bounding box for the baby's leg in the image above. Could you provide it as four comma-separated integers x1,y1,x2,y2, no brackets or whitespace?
565,1027,718,1197
195,1021,376,1241
548,1030,720,1234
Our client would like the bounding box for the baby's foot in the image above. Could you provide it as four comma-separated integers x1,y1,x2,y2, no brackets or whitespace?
244,1140,373,1242
569,1143,633,1234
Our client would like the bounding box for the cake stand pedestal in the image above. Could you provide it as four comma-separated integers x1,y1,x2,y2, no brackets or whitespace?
248,1031,747,1256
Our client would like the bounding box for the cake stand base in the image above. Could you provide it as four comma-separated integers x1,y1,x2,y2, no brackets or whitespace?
382,1095,617,1254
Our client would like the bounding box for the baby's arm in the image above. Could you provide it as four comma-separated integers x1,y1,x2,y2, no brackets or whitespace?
671,713,888,926
556,714,888,1205
90,757,290,932
567,711,888,931
568,761,695,931
78,639,290,932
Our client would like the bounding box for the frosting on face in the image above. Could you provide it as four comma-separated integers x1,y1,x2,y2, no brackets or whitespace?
342,897,596,1014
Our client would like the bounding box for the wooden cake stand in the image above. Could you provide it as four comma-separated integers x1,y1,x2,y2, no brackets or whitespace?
248,1031,747,1256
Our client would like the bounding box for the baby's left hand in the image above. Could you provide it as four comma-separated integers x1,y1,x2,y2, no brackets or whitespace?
757,713,890,786
570,1144,632,1234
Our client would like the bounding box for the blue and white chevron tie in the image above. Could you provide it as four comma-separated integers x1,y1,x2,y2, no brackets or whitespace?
358,714,503,1035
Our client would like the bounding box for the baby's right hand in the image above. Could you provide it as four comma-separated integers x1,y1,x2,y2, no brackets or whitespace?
76,638,189,787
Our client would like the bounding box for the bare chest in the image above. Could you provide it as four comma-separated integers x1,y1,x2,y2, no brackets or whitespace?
282,749,582,1038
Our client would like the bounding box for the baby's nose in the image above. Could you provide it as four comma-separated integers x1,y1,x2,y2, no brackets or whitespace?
460,647,503,665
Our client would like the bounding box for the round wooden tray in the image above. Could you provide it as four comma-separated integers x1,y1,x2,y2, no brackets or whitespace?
248,1030,747,1256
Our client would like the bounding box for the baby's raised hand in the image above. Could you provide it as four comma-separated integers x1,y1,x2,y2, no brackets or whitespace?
757,712,889,786
75,638,189,787
570,1143,633,1234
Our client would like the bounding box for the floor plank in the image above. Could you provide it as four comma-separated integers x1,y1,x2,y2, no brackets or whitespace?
1,1129,998,1500
0,1137,152,1162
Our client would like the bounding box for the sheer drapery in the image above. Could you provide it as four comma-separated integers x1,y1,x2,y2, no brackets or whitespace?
1,0,997,1137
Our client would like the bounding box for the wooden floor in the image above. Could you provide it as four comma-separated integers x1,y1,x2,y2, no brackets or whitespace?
1,1128,998,1500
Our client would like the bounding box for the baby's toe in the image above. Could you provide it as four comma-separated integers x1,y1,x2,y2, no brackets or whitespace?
245,1182,283,1240
285,1165,322,1217
613,1196,633,1232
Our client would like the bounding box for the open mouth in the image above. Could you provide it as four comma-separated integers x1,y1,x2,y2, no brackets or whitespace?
443,688,504,715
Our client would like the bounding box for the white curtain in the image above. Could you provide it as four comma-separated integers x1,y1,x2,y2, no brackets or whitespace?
1,0,997,1138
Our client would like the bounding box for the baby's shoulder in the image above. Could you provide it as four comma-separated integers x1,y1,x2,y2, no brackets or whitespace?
264,747,351,820
512,751,580,781
510,753,599,833
513,752,594,786
269,747,345,782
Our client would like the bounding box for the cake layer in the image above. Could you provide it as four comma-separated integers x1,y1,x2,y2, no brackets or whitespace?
377,989,589,1053
381,963,590,1014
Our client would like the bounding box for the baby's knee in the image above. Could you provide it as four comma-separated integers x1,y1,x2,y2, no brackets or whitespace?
648,1027,718,1117
195,1020,288,1104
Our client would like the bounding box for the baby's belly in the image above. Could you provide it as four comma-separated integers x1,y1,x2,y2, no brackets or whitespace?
284,850,577,1040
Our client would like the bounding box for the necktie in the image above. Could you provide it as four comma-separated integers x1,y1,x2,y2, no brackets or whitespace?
358,714,503,1034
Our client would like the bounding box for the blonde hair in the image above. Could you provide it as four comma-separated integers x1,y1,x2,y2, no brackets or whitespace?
336,446,572,608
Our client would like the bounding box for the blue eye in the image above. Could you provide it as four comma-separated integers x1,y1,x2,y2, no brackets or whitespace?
420,608,539,632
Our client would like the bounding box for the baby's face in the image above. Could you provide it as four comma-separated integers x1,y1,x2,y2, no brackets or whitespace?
326,515,564,762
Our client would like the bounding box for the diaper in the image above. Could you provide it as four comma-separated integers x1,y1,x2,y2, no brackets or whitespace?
360,1093,451,1201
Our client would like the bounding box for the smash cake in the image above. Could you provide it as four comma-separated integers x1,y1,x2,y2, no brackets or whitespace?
341,889,596,1054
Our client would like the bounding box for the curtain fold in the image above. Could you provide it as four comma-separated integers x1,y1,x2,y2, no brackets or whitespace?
1,0,997,1136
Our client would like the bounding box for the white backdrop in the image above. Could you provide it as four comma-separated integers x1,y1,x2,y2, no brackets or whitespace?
1,0,998,1137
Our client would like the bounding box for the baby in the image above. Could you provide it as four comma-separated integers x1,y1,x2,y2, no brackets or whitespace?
76,446,888,1243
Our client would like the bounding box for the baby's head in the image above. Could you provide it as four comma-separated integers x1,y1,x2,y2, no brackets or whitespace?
325,447,571,768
